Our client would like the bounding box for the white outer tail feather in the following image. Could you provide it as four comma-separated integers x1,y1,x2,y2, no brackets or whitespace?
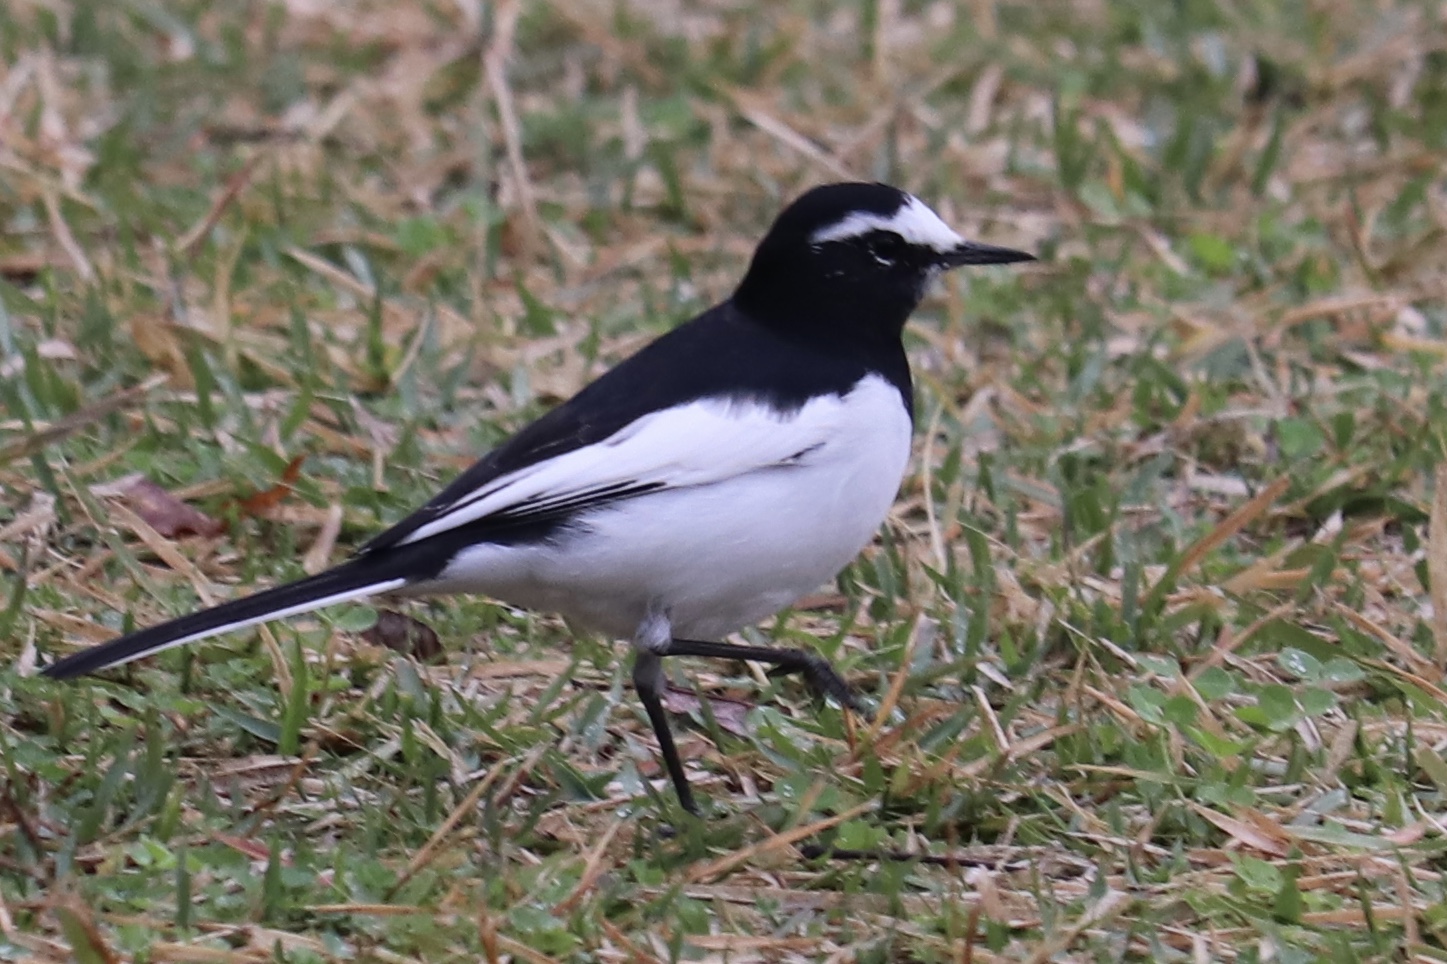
75,577,408,673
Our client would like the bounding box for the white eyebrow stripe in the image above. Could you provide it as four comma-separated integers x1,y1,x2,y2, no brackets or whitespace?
810,195,964,253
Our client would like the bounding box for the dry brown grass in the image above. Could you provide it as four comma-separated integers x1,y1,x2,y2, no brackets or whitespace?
3,0,1447,960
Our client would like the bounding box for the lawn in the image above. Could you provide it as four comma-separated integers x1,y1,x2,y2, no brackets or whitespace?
3,0,1447,960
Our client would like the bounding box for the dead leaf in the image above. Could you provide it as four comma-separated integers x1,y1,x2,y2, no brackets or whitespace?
229,454,306,518
213,833,276,863
793,591,848,611
128,314,192,385
662,687,752,736
362,609,443,662
53,899,119,964
0,251,57,283
115,477,224,538
1191,804,1291,857
210,755,310,792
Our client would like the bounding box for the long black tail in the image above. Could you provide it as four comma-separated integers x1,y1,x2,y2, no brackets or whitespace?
41,556,415,679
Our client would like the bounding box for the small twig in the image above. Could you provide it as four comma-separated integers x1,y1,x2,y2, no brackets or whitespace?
104,501,218,608
796,844,1031,869
0,375,166,467
1023,890,1131,964
1150,474,1292,599
385,760,510,900
42,189,94,284
483,0,541,258
1430,463,1447,666
552,818,624,915
240,750,316,822
302,503,344,574
686,799,876,883
174,154,266,258
0,783,46,863
725,89,854,180
863,614,923,743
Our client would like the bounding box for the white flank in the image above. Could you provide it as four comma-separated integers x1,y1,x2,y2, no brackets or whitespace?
810,194,964,253
99,577,409,670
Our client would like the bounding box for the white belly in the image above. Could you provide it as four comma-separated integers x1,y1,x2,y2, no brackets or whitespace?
419,374,913,640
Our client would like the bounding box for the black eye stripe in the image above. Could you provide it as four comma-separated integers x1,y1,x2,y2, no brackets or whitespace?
865,231,906,261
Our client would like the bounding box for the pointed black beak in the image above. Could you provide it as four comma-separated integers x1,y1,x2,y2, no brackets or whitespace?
940,240,1036,268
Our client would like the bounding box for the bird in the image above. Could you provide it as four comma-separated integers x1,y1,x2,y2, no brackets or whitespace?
41,182,1034,814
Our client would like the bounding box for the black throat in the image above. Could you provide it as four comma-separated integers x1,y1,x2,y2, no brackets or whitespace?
732,249,919,419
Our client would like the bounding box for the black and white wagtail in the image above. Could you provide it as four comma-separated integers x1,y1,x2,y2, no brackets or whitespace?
42,182,1033,813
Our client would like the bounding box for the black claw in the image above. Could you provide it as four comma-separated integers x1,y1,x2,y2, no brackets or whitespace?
763,651,860,710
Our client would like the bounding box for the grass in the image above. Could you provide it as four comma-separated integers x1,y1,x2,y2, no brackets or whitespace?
3,0,1447,959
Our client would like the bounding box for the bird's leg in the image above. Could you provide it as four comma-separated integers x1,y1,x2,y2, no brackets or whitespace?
665,638,863,713
631,608,699,815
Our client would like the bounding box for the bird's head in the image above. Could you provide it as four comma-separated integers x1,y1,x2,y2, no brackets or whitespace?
735,182,1033,342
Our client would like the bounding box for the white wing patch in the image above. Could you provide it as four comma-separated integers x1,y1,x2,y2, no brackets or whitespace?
397,385,876,546
811,194,963,254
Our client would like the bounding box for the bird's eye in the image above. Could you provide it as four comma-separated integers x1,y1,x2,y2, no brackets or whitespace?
867,232,905,265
